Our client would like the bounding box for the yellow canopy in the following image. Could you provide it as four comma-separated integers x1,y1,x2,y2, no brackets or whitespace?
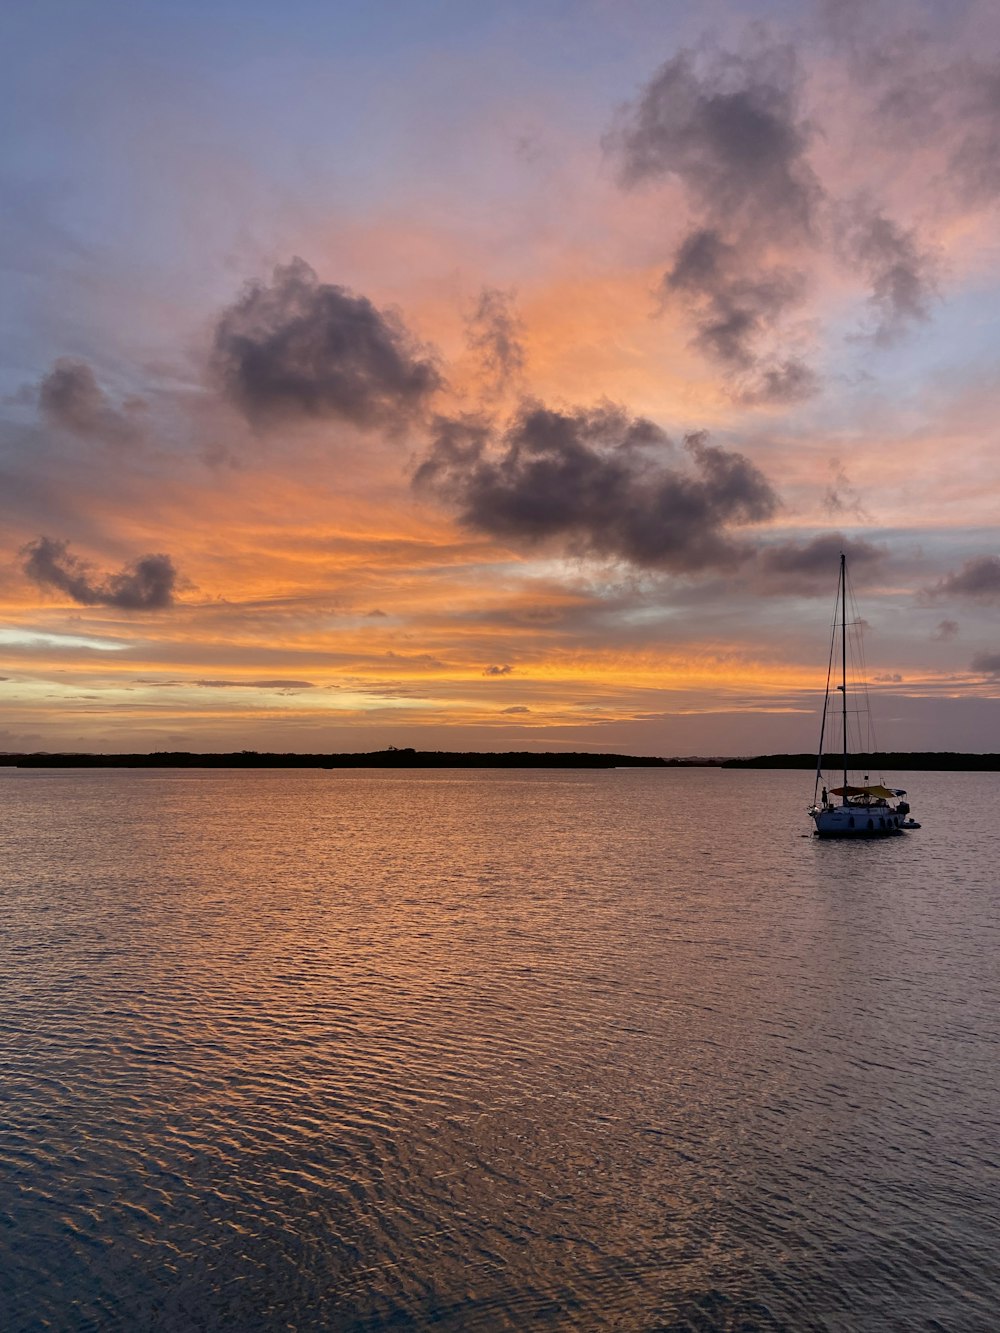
830,784,897,799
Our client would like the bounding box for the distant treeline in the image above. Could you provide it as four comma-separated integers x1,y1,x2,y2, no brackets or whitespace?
1,748,687,770
722,752,1000,771
3,749,997,770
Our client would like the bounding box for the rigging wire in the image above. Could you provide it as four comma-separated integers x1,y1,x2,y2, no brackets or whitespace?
814,566,839,803
843,560,884,786
815,557,888,797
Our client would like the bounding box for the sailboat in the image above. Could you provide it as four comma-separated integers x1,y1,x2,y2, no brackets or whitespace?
809,552,920,838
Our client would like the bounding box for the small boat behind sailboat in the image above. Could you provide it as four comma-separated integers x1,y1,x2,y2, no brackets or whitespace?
809,552,920,838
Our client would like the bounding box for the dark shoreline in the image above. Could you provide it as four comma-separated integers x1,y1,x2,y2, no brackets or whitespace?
2,748,999,770
721,752,1000,771
2,749,676,770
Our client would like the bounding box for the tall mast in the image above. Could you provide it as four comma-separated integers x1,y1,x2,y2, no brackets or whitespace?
841,550,847,801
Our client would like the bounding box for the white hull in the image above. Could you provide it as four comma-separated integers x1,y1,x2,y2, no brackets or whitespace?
811,803,908,837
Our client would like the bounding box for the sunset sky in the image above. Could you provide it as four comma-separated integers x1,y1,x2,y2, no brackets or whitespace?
3,0,999,755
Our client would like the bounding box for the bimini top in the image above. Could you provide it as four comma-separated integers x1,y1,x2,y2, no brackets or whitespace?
829,784,904,799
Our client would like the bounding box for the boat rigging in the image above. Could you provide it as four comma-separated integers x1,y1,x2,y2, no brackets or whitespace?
809,552,921,838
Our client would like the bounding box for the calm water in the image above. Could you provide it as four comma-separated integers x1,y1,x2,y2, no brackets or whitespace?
1,767,998,1331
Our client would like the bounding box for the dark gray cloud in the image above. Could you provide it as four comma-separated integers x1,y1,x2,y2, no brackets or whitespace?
873,671,903,683
607,25,971,387
483,664,513,676
922,555,1000,603
39,360,104,429
756,532,886,594
660,229,806,372
213,258,442,429
37,358,143,445
608,41,821,400
609,42,820,233
971,651,1000,675
465,287,525,397
21,536,177,610
415,404,777,572
932,618,959,642
658,230,817,401
841,205,937,343
501,705,530,713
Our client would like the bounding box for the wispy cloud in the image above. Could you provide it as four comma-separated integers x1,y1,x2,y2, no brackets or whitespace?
0,628,130,652
192,678,315,690
755,533,886,595
841,204,938,343
464,287,525,399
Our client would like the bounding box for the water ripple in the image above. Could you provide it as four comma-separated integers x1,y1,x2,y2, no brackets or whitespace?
1,767,998,1329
